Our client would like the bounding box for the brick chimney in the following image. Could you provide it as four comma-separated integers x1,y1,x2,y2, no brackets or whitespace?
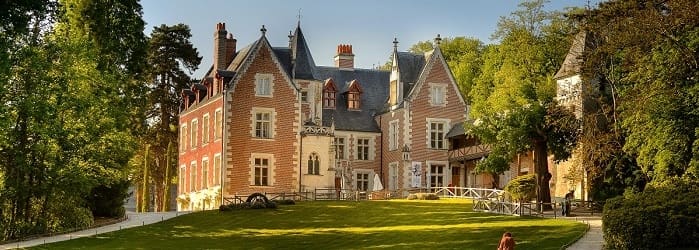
334,44,354,70
214,22,236,70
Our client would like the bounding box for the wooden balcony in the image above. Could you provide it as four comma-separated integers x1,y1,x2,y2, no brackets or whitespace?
448,144,492,162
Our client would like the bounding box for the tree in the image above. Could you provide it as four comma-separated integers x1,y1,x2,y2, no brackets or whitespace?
582,0,699,187
143,24,201,211
467,0,579,208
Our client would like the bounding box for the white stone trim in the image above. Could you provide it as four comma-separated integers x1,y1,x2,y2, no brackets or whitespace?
190,118,198,150
428,82,448,107
202,113,210,145
425,118,450,150
250,107,276,140
214,108,223,141
254,73,274,97
213,153,222,186
389,119,399,151
388,162,399,191
249,153,275,186
201,157,209,189
426,160,449,187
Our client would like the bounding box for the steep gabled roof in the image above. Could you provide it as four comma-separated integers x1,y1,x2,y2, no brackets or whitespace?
404,45,466,106
554,31,589,79
396,51,427,97
226,32,297,92
290,25,318,80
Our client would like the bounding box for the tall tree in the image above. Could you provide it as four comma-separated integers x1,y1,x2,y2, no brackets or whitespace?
468,0,579,207
144,24,201,211
582,0,699,187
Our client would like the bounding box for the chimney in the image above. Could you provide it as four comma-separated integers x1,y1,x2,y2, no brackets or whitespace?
334,44,354,70
214,22,228,70
225,33,236,67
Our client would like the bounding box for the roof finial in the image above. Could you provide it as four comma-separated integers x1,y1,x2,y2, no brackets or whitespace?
434,34,442,45
260,25,267,36
297,8,302,26
393,37,399,49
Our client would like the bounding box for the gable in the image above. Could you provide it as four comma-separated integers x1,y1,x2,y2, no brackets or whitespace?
227,36,298,95
407,48,466,106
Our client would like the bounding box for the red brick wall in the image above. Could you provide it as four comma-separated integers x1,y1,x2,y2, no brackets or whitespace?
408,53,467,183
379,109,406,188
225,44,299,195
178,95,224,195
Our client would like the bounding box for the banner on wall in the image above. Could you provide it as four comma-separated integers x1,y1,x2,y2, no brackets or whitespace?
410,161,422,188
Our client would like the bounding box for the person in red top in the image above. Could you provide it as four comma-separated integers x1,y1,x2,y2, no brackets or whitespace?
498,232,515,250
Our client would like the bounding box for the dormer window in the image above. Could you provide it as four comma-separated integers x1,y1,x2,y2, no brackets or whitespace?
255,73,273,97
347,80,363,110
323,78,337,109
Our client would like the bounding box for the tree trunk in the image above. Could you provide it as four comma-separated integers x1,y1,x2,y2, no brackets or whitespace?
534,140,552,210
141,145,150,212
163,141,173,211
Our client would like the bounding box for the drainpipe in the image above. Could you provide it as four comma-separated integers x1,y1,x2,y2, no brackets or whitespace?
379,114,383,189
220,78,227,206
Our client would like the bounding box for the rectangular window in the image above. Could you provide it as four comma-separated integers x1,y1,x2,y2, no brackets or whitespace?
324,91,336,108
254,158,269,186
301,90,308,103
356,173,369,191
215,109,222,140
180,124,187,152
255,112,271,138
214,154,221,186
255,76,271,96
202,158,209,189
356,138,370,160
348,92,360,109
389,162,398,191
202,114,210,144
190,162,197,192
429,164,445,187
389,120,399,150
334,137,346,160
191,119,198,149
430,122,445,149
431,85,445,105
179,165,186,193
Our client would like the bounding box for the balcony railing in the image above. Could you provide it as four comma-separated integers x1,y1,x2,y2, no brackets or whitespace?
301,125,333,136
448,144,492,161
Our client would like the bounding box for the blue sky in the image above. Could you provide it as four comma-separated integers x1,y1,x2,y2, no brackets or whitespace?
142,0,595,79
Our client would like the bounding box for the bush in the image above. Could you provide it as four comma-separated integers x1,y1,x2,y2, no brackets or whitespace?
406,193,439,200
603,178,699,249
504,174,536,202
273,199,295,205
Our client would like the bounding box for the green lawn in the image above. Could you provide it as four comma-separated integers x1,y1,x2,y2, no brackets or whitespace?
32,199,586,249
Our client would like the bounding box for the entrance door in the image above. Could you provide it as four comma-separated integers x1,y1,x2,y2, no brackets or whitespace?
451,166,460,186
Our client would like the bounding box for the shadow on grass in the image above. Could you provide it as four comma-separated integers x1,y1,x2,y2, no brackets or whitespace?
31,200,585,250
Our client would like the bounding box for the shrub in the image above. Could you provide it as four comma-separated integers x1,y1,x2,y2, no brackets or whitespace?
504,174,536,202
273,199,295,205
603,178,699,249
407,193,439,200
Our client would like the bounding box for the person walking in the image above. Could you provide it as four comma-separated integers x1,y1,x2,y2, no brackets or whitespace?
498,232,515,250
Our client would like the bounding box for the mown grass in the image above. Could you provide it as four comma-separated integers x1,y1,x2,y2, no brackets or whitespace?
32,199,586,249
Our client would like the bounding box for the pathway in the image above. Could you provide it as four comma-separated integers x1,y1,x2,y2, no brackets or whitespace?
0,211,186,249
561,215,603,250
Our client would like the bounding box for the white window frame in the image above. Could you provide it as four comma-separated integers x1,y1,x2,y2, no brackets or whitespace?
355,171,371,191
426,118,449,150
214,108,222,140
190,161,197,192
334,137,346,160
179,165,186,193
202,157,209,189
180,123,187,153
254,73,274,97
356,137,371,161
202,113,210,145
300,90,309,103
190,119,198,149
251,107,275,139
250,153,274,186
389,162,398,191
427,161,448,188
428,83,447,107
389,120,399,151
214,153,221,186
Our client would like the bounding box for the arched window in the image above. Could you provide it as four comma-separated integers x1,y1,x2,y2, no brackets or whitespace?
307,153,320,175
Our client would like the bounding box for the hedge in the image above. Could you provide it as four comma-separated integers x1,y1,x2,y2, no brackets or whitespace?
602,179,699,249
504,174,536,202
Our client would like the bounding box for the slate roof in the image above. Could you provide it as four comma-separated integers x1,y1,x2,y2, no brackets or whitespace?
554,31,588,79
445,121,465,138
396,51,427,97
290,26,318,80
317,67,390,132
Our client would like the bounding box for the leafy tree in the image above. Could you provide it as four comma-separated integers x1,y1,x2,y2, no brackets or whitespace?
467,0,579,208
582,0,699,189
143,24,201,211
